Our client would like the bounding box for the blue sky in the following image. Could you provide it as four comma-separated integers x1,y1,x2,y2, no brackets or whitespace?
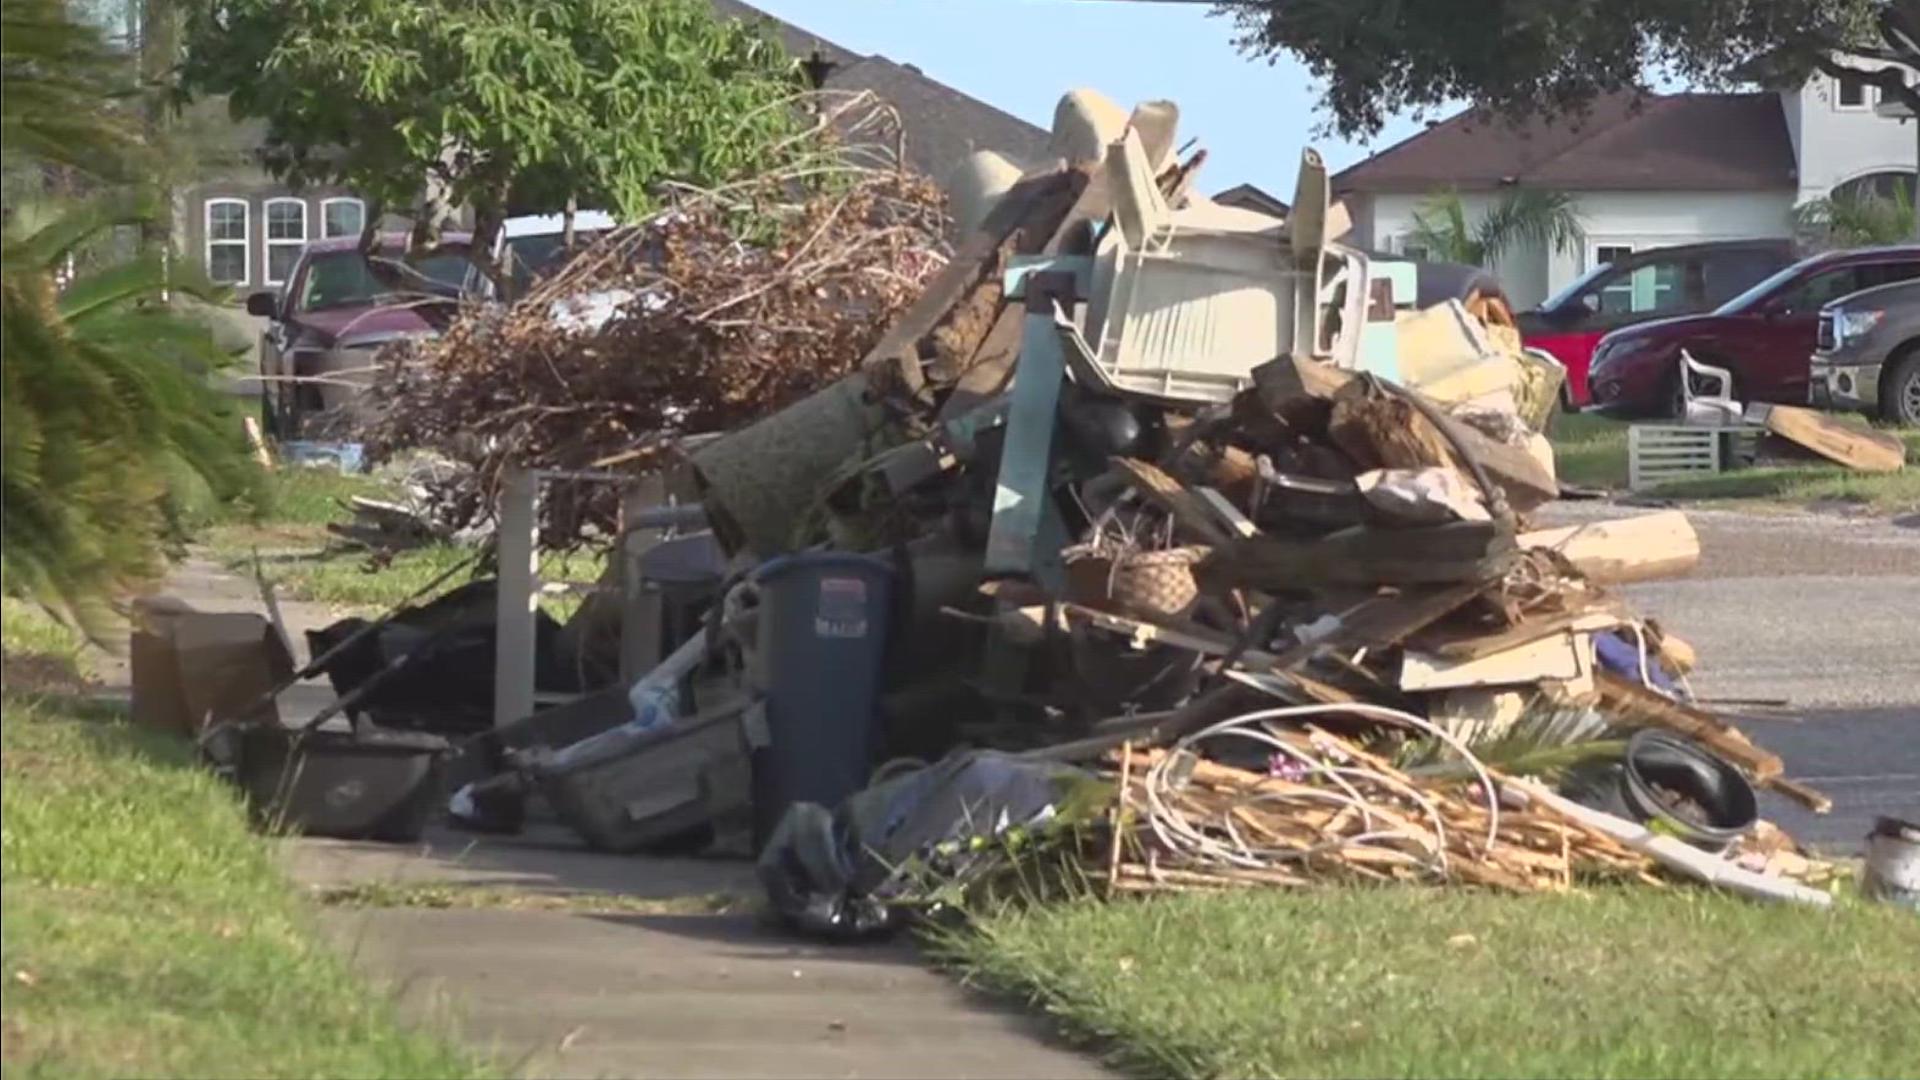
743,0,1440,198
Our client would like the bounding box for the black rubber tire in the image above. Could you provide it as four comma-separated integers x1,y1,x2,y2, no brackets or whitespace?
1881,349,1920,428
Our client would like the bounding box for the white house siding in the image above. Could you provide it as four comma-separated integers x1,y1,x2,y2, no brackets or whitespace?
1350,189,1795,310
1786,71,1917,203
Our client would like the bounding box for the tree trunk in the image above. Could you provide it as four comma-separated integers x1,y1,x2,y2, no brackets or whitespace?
137,0,176,267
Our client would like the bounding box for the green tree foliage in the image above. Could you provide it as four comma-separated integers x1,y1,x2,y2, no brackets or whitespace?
1222,0,1920,138
178,0,807,282
1,0,149,182
3,0,259,638
1408,189,1586,268
1794,186,1918,248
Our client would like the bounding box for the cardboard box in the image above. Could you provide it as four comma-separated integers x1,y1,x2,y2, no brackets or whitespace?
130,598,296,735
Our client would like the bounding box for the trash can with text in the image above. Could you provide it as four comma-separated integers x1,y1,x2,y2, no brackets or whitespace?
749,553,896,848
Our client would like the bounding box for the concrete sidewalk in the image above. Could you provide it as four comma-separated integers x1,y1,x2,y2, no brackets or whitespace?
128,553,1107,1080
319,899,1105,1079
296,826,1106,1079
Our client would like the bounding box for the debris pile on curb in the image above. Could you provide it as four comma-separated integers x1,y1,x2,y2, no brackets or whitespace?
169,88,1868,936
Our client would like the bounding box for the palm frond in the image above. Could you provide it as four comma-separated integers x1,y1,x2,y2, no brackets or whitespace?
0,0,149,184
1477,189,1586,261
1408,189,1483,264
1794,187,1915,249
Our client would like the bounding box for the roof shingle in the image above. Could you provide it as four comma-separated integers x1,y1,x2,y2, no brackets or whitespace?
1333,92,1795,194
711,0,1049,179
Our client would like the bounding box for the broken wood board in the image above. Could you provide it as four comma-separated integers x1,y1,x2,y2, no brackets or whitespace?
1594,673,1788,784
1327,382,1459,474
1250,353,1354,434
1110,457,1236,547
1273,363,1557,512
861,167,1081,398
937,166,1103,419
1426,608,1625,661
1268,582,1488,669
1210,520,1517,591
1747,403,1907,472
1400,630,1592,691
1519,510,1700,585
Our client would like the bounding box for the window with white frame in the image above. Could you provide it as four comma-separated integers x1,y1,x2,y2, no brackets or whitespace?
264,197,308,285
321,196,365,239
1835,71,1871,110
1397,235,1431,261
1593,243,1682,315
205,198,249,285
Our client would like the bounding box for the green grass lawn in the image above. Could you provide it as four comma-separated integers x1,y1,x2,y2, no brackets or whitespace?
940,887,1920,1080
204,468,604,618
1551,412,1920,512
0,688,491,1078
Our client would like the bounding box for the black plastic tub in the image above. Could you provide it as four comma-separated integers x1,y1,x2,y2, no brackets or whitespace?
1562,729,1758,852
236,725,448,843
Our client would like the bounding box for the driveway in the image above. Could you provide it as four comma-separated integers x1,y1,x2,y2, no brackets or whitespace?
1537,501,1920,850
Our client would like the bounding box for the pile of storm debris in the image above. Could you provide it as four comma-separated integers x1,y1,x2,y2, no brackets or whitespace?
161,89,1874,943
365,91,950,544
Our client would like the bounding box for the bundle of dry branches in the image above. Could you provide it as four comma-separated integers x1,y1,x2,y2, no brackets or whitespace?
366,91,952,545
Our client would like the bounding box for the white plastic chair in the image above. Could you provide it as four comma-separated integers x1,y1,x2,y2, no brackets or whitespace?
1678,349,1743,427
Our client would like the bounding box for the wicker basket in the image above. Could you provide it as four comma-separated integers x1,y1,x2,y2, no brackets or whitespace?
1064,545,1209,620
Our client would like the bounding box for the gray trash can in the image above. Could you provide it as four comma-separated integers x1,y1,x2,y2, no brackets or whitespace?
748,552,895,848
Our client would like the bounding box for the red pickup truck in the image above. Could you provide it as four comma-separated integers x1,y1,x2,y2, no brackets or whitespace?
1516,240,1794,407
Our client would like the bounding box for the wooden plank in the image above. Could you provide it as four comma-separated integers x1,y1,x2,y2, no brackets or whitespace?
1754,403,1906,473
1109,457,1235,547
1250,358,1556,512
1212,520,1515,590
936,168,1098,418
1427,608,1624,661
1400,631,1590,691
494,467,540,729
1250,353,1355,433
860,168,1078,396
1269,582,1487,670
1594,673,1783,780
1519,511,1700,585
617,477,666,685
1327,380,1459,473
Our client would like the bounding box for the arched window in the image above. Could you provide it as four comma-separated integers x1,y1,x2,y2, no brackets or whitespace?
204,198,249,285
1832,171,1917,205
263,197,308,286
321,196,366,239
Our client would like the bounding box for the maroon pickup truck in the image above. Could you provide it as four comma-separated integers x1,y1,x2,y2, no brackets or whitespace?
246,233,481,437
1585,246,1920,417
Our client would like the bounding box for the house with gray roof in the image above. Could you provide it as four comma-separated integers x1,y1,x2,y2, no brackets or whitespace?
1335,75,1918,308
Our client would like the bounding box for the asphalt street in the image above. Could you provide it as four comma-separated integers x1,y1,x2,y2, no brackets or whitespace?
1535,501,1919,851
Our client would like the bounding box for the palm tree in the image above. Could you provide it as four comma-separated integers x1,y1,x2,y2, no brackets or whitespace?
1407,188,1586,267
1792,187,1915,250
1,0,150,184
3,0,259,638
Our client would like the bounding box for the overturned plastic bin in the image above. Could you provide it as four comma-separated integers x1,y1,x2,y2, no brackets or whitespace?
748,552,895,849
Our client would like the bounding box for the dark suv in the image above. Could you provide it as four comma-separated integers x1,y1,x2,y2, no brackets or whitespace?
1810,278,1920,426
1516,239,1795,406
1586,246,1920,417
